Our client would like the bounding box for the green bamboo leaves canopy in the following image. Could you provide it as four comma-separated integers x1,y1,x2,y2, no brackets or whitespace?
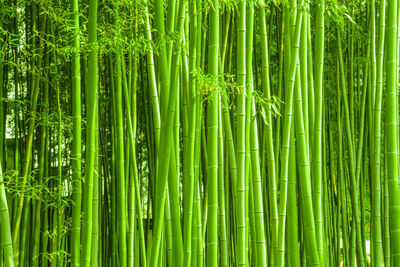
0,0,399,266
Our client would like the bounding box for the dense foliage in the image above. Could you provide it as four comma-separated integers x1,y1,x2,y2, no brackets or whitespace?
0,0,399,266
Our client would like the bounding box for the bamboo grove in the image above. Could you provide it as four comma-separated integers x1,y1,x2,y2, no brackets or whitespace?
1,0,400,266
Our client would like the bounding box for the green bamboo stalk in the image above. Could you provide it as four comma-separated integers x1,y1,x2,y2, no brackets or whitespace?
286,122,300,266
336,62,349,267
247,3,266,266
236,1,247,265
370,0,386,265
70,0,82,264
313,1,325,264
182,0,200,265
218,99,228,266
81,0,98,264
206,1,219,266
386,0,400,264
258,4,277,266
